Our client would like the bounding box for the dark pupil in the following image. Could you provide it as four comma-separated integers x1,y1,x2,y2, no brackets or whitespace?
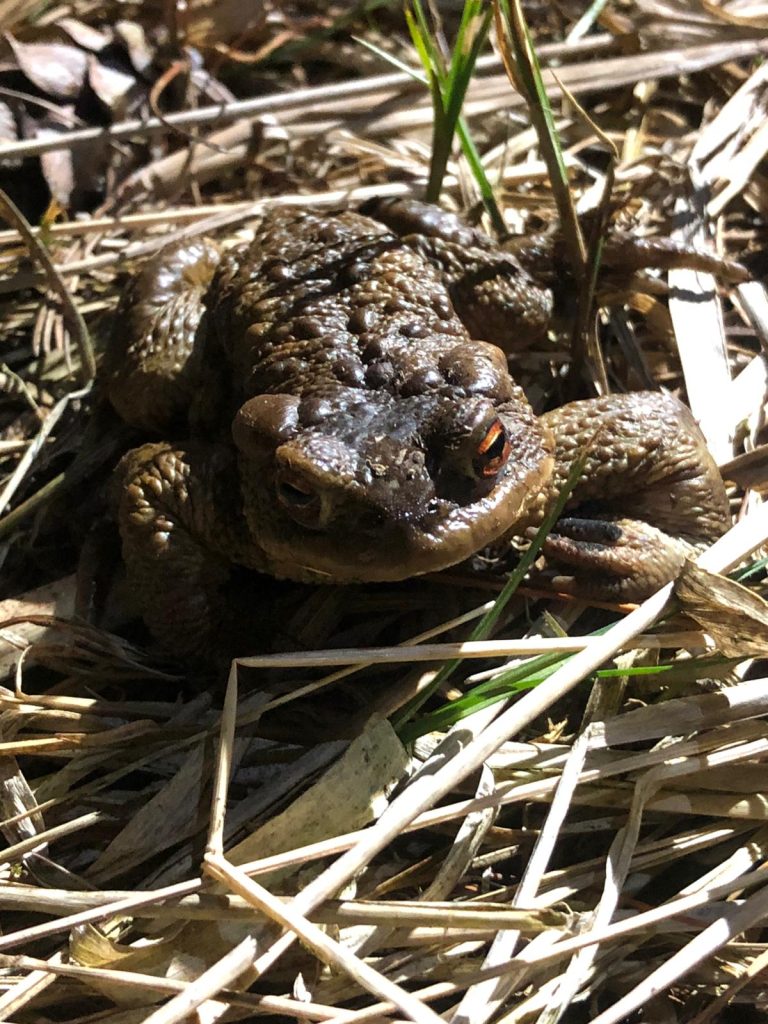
279,481,315,507
483,429,506,461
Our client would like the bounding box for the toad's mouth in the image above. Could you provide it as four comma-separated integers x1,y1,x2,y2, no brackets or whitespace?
252,431,554,584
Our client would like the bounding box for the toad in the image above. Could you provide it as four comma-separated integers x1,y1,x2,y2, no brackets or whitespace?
103,199,739,656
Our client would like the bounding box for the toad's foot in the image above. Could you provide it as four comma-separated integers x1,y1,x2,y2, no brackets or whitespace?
114,441,262,658
513,390,730,601
534,517,699,602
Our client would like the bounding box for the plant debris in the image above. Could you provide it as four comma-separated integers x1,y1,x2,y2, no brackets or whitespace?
1,0,768,1022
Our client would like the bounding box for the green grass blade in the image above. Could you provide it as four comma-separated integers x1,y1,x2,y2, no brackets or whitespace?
362,4,504,227
455,118,506,234
405,0,497,204
393,438,594,732
445,0,486,100
402,649,738,742
353,35,429,83
444,8,491,131
405,5,440,86
494,0,585,276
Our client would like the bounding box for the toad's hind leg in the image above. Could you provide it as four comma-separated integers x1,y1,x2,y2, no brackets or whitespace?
505,229,749,289
518,391,730,601
114,441,256,658
361,196,553,349
104,239,222,432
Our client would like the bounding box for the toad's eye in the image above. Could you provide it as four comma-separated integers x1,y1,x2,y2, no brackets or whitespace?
472,418,511,478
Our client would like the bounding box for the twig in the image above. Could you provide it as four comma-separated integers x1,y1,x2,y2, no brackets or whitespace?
241,503,768,980
0,385,91,516
0,39,614,162
0,189,95,382
235,631,710,669
205,853,446,1024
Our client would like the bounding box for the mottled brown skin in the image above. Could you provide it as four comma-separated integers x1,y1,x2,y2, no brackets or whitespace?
104,200,734,656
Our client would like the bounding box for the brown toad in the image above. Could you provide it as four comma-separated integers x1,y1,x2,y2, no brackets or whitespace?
103,200,737,656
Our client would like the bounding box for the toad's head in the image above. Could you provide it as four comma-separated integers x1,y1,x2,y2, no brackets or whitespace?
232,342,553,583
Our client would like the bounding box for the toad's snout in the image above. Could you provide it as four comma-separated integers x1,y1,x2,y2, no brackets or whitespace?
271,434,438,528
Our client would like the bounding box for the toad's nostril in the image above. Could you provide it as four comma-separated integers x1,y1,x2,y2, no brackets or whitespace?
278,478,315,508
275,470,325,528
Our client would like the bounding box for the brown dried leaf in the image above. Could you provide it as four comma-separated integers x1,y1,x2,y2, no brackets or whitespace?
226,719,409,888
5,33,88,100
0,753,45,846
114,19,154,75
86,739,209,885
634,0,768,44
182,0,267,48
88,55,136,112
0,0,38,32
36,123,75,207
71,921,197,1006
721,445,768,490
674,560,768,656
0,575,77,680
0,99,16,143
56,17,112,52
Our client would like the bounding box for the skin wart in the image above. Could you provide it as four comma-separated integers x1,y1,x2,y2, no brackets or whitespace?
102,199,740,656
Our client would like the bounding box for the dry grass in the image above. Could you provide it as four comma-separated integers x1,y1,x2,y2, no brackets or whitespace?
1,0,768,1022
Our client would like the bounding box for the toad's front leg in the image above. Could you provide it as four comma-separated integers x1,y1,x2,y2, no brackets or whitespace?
115,441,263,658
514,391,730,601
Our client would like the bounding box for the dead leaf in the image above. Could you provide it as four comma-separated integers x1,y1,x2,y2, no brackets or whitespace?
0,575,77,680
37,124,75,207
71,920,196,1006
56,17,112,52
5,33,88,99
85,739,210,885
227,718,410,889
181,0,267,48
0,754,46,846
0,99,16,143
674,560,768,656
114,20,154,75
88,55,136,112
67,720,409,1002
0,0,39,32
